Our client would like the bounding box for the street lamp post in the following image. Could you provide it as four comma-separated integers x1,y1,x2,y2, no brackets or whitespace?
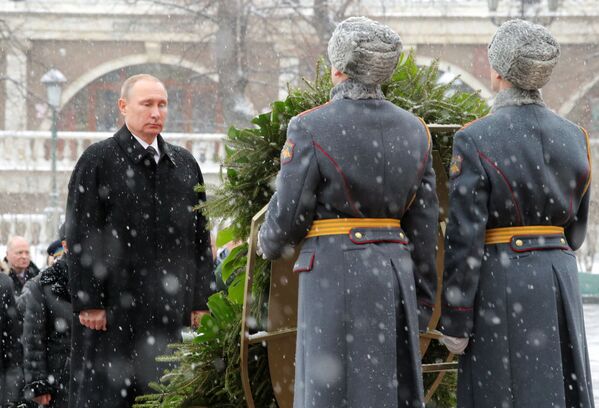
41,69,66,240
488,0,560,26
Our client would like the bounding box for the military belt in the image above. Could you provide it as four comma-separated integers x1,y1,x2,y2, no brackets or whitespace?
305,218,402,238
485,226,566,246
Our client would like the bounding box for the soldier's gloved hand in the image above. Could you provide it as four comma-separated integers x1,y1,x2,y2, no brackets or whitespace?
440,335,469,355
256,232,267,260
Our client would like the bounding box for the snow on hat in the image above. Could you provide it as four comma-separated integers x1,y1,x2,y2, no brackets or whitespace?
488,19,560,90
327,16,402,85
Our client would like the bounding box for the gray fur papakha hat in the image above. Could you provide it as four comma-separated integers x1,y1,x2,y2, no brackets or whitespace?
327,16,402,85
488,19,560,90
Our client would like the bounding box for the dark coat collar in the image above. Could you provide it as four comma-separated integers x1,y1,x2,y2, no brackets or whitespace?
4,259,39,295
114,125,177,167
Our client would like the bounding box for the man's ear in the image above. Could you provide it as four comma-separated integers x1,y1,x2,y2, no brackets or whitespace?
332,67,344,78
117,98,127,116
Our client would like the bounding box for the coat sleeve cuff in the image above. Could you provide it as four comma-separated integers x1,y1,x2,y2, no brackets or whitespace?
258,226,281,260
71,294,104,313
439,305,473,338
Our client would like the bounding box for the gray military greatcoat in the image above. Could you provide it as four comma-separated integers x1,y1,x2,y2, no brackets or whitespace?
260,80,439,408
441,88,594,408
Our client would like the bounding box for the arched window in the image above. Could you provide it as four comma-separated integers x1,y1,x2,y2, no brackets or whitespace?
415,56,493,100
559,75,599,133
58,64,223,133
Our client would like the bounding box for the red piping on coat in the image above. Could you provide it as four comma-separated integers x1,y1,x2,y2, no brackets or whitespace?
298,101,331,117
293,253,315,273
564,127,592,224
447,305,473,312
348,236,408,245
418,299,435,308
460,117,485,131
564,168,590,225
313,141,363,217
405,150,431,212
511,244,570,253
405,118,432,212
478,151,523,225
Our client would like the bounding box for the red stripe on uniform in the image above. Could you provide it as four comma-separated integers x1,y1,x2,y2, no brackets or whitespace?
478,151,523,225
313,141,363,217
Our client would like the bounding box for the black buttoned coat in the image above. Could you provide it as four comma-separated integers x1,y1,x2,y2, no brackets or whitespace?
65,125,213,408
441,101,594,407
0,272,23,407
20,258,71,407
260,87,439,408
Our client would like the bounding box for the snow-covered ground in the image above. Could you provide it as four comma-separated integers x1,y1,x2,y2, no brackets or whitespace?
584,303,599,404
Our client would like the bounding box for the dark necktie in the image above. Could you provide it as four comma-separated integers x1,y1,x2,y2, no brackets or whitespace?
146,145,158,161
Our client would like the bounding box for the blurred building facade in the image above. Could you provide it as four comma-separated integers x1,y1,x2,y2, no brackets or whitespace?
1,0,598,256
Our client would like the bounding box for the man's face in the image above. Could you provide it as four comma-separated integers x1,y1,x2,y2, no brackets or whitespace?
6,239,31,273
118,79,168,141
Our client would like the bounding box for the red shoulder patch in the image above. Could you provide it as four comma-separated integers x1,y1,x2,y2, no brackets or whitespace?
297,101,331,118
281,139,295,165
449,154,463,178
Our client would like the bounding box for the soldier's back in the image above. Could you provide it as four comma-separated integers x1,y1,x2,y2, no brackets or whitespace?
297,98,431,219
460,104,590,228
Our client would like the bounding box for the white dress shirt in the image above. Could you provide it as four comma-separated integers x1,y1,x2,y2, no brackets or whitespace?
131,132,160,164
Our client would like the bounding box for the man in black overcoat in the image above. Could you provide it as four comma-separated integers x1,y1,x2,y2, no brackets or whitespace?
65,74,213,408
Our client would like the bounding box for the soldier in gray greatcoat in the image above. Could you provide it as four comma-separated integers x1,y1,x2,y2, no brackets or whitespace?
440,19,594,407
259,17,439,408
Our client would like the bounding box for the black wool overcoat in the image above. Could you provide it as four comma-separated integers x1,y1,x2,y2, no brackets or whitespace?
20,258,72,407
0,272,23,406
65,125,213,408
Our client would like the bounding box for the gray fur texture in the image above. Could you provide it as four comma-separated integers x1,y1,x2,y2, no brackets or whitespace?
330,79,384,101
492,87,545,112
327,16,402,85
488,19,560,90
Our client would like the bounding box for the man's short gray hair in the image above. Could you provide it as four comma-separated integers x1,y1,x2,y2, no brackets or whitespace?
6,236,29,252
120,74,165,99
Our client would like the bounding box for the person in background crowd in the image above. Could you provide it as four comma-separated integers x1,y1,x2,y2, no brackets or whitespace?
20,225,70,407
440,19,594,407
45,239,65,268
0,271,24,408
1,237,39,297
